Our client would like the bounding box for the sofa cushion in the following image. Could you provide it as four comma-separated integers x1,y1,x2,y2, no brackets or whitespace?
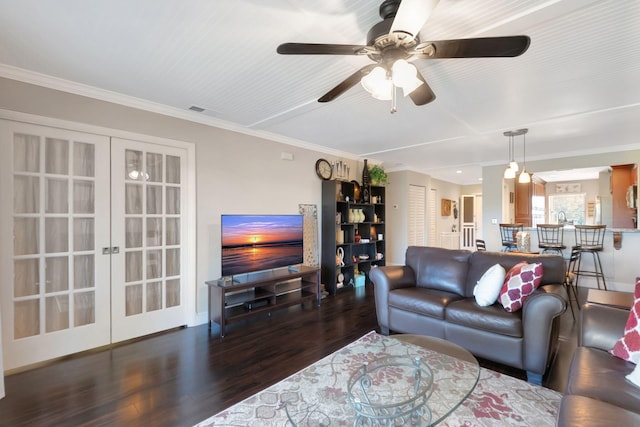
498,262,543,312
388,287,463,320
557,395,640,427
566,346,640,413
611,278,640,363
473,263,506,306
405,246,471,296
445,298,523,337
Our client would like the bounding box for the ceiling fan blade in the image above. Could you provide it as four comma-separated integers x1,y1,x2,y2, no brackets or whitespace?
390,0,440,39
416,36,531,59
409,70,436,105
277,43,367,55
318,64,377,103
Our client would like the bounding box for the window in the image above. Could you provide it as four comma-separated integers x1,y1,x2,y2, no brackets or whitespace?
548,193,586,225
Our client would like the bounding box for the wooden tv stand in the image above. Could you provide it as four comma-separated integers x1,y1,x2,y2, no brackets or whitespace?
205,265,321,337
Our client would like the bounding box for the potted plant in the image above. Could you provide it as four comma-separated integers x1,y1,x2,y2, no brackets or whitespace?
369,164,388,186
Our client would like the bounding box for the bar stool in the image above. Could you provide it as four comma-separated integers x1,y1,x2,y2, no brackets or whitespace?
499,223,523,252
573,225,607,290
564,246,581,319
536,224,566,255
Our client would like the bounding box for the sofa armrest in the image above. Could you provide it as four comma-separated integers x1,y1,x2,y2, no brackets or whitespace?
579,303,629,350
522,284,567,375
369,266,416,333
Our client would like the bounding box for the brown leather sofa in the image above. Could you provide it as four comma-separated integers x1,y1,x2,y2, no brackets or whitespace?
369,246,567,385
557,297,640,426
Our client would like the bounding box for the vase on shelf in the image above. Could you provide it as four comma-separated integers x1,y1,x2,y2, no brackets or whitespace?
362,159,370,203
349,209,355,223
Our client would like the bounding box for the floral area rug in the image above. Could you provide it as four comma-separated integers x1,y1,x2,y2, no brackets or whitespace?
196,331,561,426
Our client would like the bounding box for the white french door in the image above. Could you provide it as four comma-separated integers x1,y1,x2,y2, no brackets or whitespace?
1,121,189,370
110,138,186,342
0,121,111,370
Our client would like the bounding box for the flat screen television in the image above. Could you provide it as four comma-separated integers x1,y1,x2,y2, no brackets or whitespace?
221,214,304,277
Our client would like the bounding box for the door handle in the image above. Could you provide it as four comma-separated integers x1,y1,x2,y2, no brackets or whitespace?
102,247,121,254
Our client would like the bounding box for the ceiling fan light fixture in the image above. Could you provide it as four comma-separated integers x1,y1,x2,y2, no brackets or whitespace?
391,59,423,96
361,66,393,100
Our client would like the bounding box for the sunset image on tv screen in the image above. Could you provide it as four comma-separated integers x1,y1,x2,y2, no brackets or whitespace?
221,215,304,276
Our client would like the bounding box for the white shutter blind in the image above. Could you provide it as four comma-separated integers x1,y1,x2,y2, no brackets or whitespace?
428,188,437,246
408,185,426,246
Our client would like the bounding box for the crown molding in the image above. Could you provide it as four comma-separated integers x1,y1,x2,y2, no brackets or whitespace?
0,64,359,160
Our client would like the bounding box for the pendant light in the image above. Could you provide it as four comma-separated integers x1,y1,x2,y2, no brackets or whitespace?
518,129,531,183
503,132,519,179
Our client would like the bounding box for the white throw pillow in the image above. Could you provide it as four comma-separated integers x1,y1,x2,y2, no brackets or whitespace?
474,264,506,306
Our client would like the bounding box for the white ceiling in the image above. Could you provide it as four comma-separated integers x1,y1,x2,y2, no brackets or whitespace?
0,0,639,185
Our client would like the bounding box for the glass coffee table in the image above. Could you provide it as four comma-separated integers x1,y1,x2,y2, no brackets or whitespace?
390,334,480,425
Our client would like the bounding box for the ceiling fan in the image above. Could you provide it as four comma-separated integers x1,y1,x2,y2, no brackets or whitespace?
277,0,530,111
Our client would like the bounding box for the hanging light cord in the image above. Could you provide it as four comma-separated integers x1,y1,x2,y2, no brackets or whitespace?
522,132,526,170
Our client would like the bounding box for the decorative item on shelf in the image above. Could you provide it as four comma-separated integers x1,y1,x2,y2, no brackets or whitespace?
333,160,350,181
351,180,361,202
369,164,388,186
336,247,345,267
378,233,383,240
362,159,370,203
376,252,384,260
354,272,366,288
349,209,355,223
337,272,344,288
336,230,344,244
335,212,341,224
357,209,365,223
374,213,379,223
352,255,358,264
358,254,370,260
315,158,333,180
354,234,361,243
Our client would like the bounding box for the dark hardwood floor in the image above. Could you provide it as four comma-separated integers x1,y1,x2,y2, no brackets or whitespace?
0,285,581,427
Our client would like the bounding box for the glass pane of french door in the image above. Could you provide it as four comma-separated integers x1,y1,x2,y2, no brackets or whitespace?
110,138,186,342
0,120,111,371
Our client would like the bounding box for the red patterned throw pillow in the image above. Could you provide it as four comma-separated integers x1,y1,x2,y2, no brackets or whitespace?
499,261,544,312
610,278,640,364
